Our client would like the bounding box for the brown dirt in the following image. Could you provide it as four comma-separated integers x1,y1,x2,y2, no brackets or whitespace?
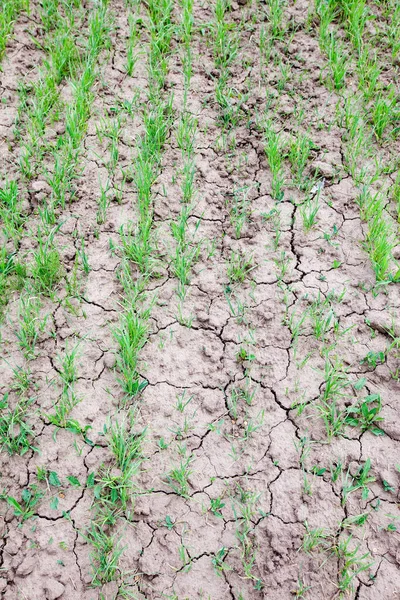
0,0,399,599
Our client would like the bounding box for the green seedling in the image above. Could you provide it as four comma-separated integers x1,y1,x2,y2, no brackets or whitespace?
371,90,397,140
7,485,44,523
16,294,47,359
266,0,284,39
335,536,373,597
226,250,255,283
175,391,193,413
300,190,321,231
326,32,347,90
361,350,385,369
345,394,384,435
0,248,26,318
0,393,36,456
288,133,314,187
165,455,193,497
342,459,375,505
126,14,139,76
31,226,63,297
83,522,124,586
263,119,285,200
210,497,225,517
0,179,25,245
106,415,146,474
212,547,231,576
302,521,332,554
229,185,253,239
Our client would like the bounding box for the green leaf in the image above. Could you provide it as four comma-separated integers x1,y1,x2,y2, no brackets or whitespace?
86,472,95,488
345,417,359,427
365,393,380,402
49,471,61,487
371,427,384,436
66,476,80,487
164,515,174,530
21,488,32,503
7,496,22,513
50,496,59,510
354,377,367,390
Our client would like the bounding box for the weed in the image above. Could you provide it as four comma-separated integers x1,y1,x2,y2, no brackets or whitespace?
360,350,385,369
326,32,347,90
229,184,253,238
165,455,193,497
212,547,231,576
342,459,375,505
345,394,384,435
16,294,47,359
226,250,255,283
7,485,44,523
263,119,285,200
0,394,36,456
83,523,124,586
210,496,225,518
300,189,321,231
31,227,63,297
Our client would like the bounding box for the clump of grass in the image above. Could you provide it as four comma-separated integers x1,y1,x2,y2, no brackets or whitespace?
126,13,139,76
48,340,81,428
16,294,47,359
0,180,25,246
302,521,373,598
315,356,351,440
229,185,253,239
0,393,36,456
371,88,397,140
0,0,28,63
326,32,347,90
299,188,321,231
165,454,193,497
212,0,243,129
288,133,314,188
0,248,26,318
30,227,63,297
114,296,151,400
263,118,285,200
226,250,255,283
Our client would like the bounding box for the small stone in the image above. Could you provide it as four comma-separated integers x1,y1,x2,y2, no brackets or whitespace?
31,180,51,194
312,160,335,179
16,555,35,576
197,311,210,324
103,352,116,368
367,311,400,338
44,579,65,600
100,581,119,600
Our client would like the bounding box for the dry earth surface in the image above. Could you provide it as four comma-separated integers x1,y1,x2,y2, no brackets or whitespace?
0,0,400,598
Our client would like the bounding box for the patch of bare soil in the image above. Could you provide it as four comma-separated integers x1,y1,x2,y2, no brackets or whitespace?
0,0,399,598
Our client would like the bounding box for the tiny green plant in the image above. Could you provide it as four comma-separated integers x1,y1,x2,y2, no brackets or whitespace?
31,227,63,297
226,250,255,283
345,394,384,435
165,455,193,497
7,485,44,523
342,459,375,505
0,394,36,456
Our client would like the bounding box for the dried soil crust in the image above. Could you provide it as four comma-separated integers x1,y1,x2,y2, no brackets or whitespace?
0,0,399,599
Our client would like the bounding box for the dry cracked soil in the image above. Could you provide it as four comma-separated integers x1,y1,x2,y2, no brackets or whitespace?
0,0,400,599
